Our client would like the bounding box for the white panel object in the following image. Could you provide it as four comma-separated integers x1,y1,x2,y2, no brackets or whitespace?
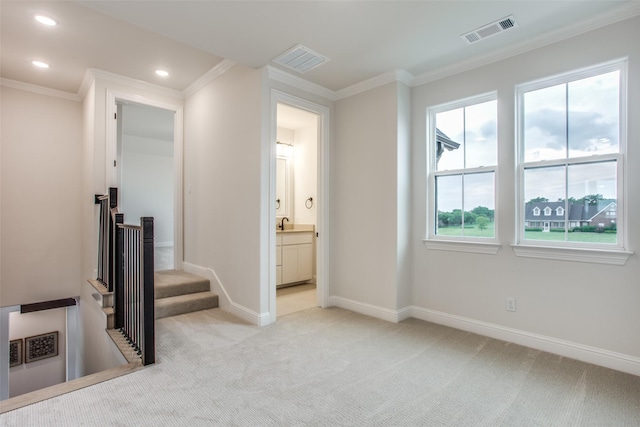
0,306,21,400
281,231,314,285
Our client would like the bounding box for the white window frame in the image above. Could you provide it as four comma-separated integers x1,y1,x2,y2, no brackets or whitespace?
424,92,501,255
513,59,632,265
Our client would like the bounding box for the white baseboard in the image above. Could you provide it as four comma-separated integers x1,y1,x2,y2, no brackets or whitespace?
182,262,268,326
326,296,640,376
409,306,640,377
328,296,411,323
154,242,173,248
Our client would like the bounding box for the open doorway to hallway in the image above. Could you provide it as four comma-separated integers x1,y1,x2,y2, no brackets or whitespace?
275,102,319,316
116,101,175,271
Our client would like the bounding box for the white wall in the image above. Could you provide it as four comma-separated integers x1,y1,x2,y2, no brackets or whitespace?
0,86,83,306
411,16,640,362
79,282,126,376
292,121,318,226
396,82,412,310
183,64,264,316
276,122,318,226
120,134,174,244
8,309,66,397
332,82,406,312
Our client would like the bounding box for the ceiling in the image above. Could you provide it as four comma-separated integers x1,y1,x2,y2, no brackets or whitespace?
2,1,639,96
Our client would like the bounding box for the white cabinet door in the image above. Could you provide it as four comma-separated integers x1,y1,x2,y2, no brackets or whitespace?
297,244,313,281
282,243,313,284
276,245,282,266
282,245,300,284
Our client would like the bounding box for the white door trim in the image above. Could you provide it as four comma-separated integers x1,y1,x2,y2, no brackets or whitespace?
105,90,184,270
269,90,331,321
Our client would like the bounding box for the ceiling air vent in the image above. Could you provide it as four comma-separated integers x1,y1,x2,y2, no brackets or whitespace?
461,15,519,45
273,44,330,73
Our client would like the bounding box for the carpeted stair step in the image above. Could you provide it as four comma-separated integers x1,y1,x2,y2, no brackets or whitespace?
155,270,211,299
155,291,219,319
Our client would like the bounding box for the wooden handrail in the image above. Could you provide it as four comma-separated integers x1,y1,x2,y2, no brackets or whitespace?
21,297,78,314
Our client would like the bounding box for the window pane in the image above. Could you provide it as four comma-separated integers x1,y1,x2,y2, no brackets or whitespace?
464,172,495,238
465,100,497,168
524,166,566,242
435,175,462,236
568,71,619,158
523,84,566,162
567,161,617,244
435,108,463,171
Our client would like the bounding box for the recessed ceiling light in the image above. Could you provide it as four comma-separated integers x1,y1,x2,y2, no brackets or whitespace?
32,60,50,69
35,15,57,26
155,69,169,77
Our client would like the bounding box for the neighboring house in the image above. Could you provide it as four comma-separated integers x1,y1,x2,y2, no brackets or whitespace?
525,200,617,231
435,128,460,164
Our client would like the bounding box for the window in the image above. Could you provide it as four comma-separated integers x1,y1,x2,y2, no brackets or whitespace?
427,93,497,243
516,61,625,250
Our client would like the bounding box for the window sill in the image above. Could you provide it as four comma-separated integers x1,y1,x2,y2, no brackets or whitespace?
511,244,633,265
423,239,501,255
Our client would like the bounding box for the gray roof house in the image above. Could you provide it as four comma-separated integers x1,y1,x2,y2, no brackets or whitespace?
525,200,617,231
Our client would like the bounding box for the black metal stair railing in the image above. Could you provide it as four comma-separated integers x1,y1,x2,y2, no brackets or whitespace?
95,187,155,365
95,187,118,292
115,217,155,365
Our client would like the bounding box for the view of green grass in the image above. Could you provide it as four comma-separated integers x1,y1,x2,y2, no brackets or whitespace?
437,224,617,244
527,230,616,244
436,223,495,238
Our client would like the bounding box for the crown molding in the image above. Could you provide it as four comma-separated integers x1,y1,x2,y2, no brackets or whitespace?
0,78,81,102
182,59,236,98
412,2,640,87
77,68,97,101
335,69,415,100
265,65,338,101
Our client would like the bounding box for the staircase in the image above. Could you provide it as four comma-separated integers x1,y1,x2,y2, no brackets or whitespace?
154,270,218,319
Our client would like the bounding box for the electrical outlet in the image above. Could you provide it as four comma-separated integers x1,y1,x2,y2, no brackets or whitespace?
506,297,516,312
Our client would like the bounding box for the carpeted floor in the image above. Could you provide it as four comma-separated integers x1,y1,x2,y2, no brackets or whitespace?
2,307,639,426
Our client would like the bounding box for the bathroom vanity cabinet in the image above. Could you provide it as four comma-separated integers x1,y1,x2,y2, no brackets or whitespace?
276,230,314,286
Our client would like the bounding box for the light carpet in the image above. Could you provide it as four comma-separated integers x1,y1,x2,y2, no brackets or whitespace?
2,307,640,426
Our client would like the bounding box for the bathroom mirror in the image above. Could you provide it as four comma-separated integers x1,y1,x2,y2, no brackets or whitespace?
276,156,291,218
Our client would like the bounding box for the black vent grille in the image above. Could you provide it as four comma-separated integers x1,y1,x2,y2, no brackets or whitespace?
499,18,515,30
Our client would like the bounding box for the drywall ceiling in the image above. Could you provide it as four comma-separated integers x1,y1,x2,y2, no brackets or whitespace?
2,1,639,95
0,1,223,93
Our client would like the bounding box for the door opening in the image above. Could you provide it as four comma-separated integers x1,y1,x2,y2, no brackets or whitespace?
275,103,319,316
116,101,175,271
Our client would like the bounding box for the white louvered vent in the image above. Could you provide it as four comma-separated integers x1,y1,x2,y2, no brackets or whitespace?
273,44,330,73
461,15,519,45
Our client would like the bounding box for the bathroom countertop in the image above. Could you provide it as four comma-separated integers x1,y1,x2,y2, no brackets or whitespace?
276,224,315,234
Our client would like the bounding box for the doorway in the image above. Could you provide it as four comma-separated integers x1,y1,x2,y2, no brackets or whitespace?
114,101,177,271
271,92,330,320
276,103,318,316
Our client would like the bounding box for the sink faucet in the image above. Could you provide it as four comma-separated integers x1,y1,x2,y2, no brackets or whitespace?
279,217,289,230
